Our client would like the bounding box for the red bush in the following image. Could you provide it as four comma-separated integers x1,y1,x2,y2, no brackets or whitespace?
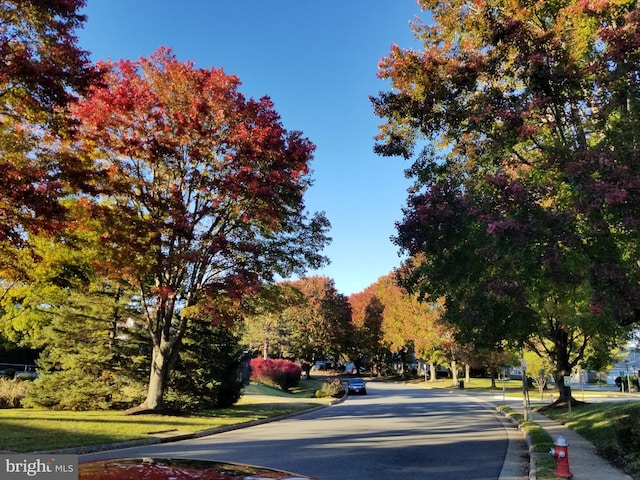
250,358,302,391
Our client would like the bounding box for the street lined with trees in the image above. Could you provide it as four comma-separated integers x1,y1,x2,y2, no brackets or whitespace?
2,0,640,417
77,381,525,480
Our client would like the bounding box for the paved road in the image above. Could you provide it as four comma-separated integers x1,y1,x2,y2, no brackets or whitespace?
81,381,528,480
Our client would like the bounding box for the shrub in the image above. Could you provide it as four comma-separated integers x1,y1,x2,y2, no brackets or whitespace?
22,370,138,411
315,377,344,398
250,358,302,392
0,377,32,408
615,407,640,471
20,300,150,411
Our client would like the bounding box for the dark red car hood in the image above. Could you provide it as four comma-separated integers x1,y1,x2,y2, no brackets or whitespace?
79,458,317,480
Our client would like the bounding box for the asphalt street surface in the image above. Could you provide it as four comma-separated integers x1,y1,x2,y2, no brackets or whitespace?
81,381,528,480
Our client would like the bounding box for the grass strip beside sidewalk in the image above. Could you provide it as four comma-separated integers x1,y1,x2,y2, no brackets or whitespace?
543,402,640,478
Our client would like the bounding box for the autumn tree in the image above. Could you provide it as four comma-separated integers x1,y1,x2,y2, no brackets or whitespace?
69,48,330,413
0,1,101,367
0,0,99,243
348,287,385,374
373,0,638,403
370,273,452,379
281,276,352,370
320,283,354,364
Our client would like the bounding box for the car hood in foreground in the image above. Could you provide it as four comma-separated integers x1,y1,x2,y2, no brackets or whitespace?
79,457,317,480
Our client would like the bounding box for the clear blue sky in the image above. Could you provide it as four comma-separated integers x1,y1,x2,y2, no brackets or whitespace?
77,1,427,296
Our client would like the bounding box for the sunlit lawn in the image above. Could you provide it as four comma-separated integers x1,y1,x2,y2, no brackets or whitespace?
0,378,332,453
414,376,627,399
408,376,526,393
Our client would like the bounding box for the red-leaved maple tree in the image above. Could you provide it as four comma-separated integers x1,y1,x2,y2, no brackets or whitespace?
0,0,99,244
70,48,330,412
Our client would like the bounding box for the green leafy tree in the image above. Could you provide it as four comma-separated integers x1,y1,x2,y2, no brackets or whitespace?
69,48,329,413
240,283,304,360
524,281,626,402
373,0,638,404
472,347,518,389
523,350,554,400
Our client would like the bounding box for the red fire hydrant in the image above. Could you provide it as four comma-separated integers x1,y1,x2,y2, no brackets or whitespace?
549,435,573,478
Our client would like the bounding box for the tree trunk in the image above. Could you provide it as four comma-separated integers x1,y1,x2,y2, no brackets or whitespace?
429,364,437,382
145,344,171,409
127,301,185,415
553,326,575,405
555,372,573,404
451,360,458,386
303,362,312,380
400,350,408,377
126,341,177,414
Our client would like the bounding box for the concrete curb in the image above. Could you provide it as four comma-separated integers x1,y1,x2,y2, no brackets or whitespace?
496,406,536,480
36,392,348,457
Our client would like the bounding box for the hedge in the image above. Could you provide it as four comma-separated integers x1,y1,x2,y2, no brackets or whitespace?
250,358,302,392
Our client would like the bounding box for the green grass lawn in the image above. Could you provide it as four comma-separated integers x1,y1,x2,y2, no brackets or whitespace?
412,376,624,396
0,378,332,453
407,375,531,395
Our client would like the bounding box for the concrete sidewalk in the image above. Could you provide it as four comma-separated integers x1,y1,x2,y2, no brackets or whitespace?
527,412,634,480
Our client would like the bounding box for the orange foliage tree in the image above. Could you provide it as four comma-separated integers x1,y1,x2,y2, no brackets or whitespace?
349,286,385,374
363,273,455,380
